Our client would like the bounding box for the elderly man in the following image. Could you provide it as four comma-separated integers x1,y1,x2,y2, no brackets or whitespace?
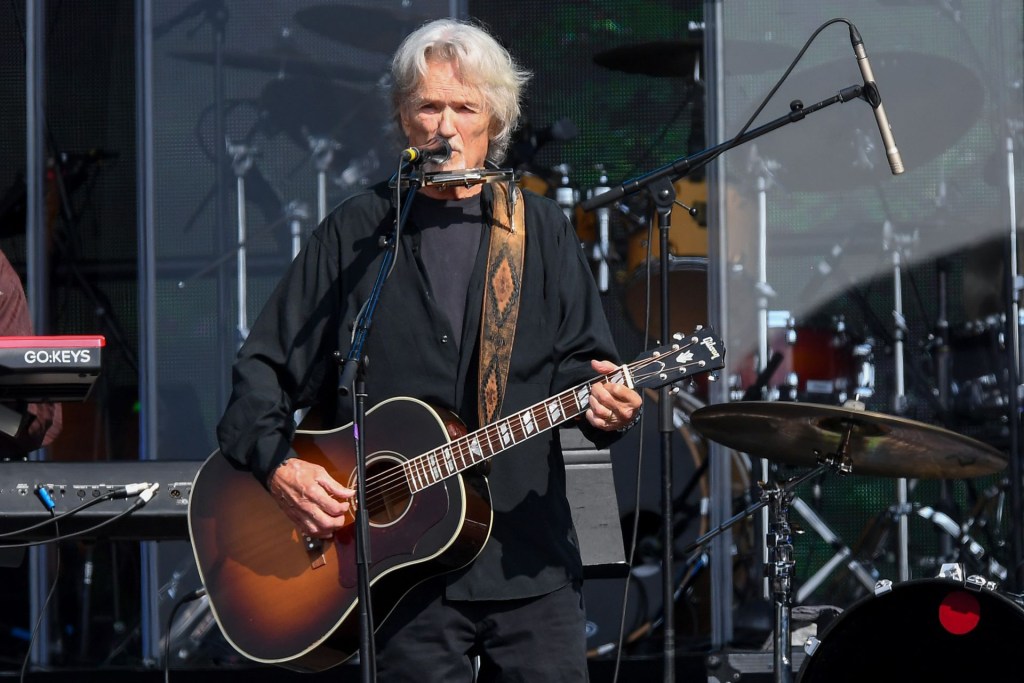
216,17,641,682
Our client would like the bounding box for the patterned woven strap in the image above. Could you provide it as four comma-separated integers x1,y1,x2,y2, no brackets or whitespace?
478,181,526,426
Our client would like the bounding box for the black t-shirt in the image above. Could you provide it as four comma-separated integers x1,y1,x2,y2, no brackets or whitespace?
410,193,483,350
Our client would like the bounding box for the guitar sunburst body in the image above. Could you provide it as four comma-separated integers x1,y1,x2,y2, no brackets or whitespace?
189,398,491,671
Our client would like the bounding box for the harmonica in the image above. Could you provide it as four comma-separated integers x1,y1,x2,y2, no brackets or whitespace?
392,168,515,190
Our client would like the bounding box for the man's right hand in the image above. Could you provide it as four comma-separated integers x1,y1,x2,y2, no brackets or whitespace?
268,458,356,538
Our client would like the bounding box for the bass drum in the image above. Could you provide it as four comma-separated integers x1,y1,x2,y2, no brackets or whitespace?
797,578,1024,682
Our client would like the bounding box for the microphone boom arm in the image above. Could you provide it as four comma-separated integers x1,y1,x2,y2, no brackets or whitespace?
579,84,865,213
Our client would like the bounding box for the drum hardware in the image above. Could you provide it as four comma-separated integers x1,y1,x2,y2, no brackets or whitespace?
689,399,1009,682
685,404,865,683
225,140,259,345
588,165,612,292
995,124,1023,588
930,256,962,565
916,505,1008,582
283,200,310,261
552,163,578,224
883,220,918,582
791,496,878,604
308,135,342,223
681,458,844,683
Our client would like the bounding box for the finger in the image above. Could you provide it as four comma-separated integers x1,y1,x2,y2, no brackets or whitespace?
317,474,356,500
590,359,619,374
320,490,355,518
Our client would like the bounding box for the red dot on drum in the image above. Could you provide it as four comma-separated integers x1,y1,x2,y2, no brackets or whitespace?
938,590,981,635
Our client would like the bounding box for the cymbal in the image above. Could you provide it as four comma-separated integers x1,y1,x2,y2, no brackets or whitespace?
689,401,1007,479
170,47,377,83
593,39,794,78
753,52,983,191
594,40,702,78
258,76,372,150
294,4,431,54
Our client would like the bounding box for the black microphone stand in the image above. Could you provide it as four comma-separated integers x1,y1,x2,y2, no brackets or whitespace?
581,83,867,682
335,170,421,683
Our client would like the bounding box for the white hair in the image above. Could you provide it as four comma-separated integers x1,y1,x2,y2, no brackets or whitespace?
390,18,531,165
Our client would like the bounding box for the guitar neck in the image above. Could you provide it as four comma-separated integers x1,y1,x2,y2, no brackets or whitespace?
403,367,628,493
399,327,725,494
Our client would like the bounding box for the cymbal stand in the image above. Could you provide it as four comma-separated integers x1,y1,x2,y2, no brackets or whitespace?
1000,131,1023,588
284,199,310,260
590,165,612,293
764,479,796,683
693,418,857,683
792,497,878,602
309,135,342,222
227,140,255,345
933,257,956,561
883,221,917,581
752,166,774,600
684,461,834,683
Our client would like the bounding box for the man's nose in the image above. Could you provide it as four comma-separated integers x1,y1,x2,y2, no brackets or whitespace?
437,107,457,137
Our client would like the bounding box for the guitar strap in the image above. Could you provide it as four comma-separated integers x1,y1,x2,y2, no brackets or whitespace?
478,180,526,426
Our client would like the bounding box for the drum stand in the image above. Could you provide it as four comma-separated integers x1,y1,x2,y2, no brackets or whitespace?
883,221,917,581
752,168,775,600
792,497,878,602
686,460,849,683
998,133,1024,589
227,140,257,345
589,166,612,293
308,135,342,223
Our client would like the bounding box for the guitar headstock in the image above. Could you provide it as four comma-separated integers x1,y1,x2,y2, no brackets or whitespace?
627,326,726,391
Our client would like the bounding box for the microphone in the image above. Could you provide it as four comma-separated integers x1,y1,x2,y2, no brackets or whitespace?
401,138,452,166
848,24,904,176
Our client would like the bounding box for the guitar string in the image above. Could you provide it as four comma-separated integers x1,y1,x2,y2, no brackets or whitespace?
354,363,642,507
358,383,593,514
354,346,709,513
354,346,708,514
357,355,704,514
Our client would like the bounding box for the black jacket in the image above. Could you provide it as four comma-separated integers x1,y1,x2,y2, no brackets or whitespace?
217,180,623,600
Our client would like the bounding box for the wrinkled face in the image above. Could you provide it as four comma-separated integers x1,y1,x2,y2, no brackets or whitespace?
400,57,493,197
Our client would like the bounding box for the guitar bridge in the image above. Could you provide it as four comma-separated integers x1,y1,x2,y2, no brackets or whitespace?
303,534,328,569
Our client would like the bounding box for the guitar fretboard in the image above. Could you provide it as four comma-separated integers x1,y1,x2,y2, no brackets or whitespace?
398,328,723,495
402,368,627,493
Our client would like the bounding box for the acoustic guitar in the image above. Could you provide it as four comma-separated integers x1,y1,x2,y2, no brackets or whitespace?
187,328,724,671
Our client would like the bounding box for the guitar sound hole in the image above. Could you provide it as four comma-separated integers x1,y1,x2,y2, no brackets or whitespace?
364,455,412,526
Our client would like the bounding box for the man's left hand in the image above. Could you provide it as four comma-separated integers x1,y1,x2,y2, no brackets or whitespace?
585,359,643,431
